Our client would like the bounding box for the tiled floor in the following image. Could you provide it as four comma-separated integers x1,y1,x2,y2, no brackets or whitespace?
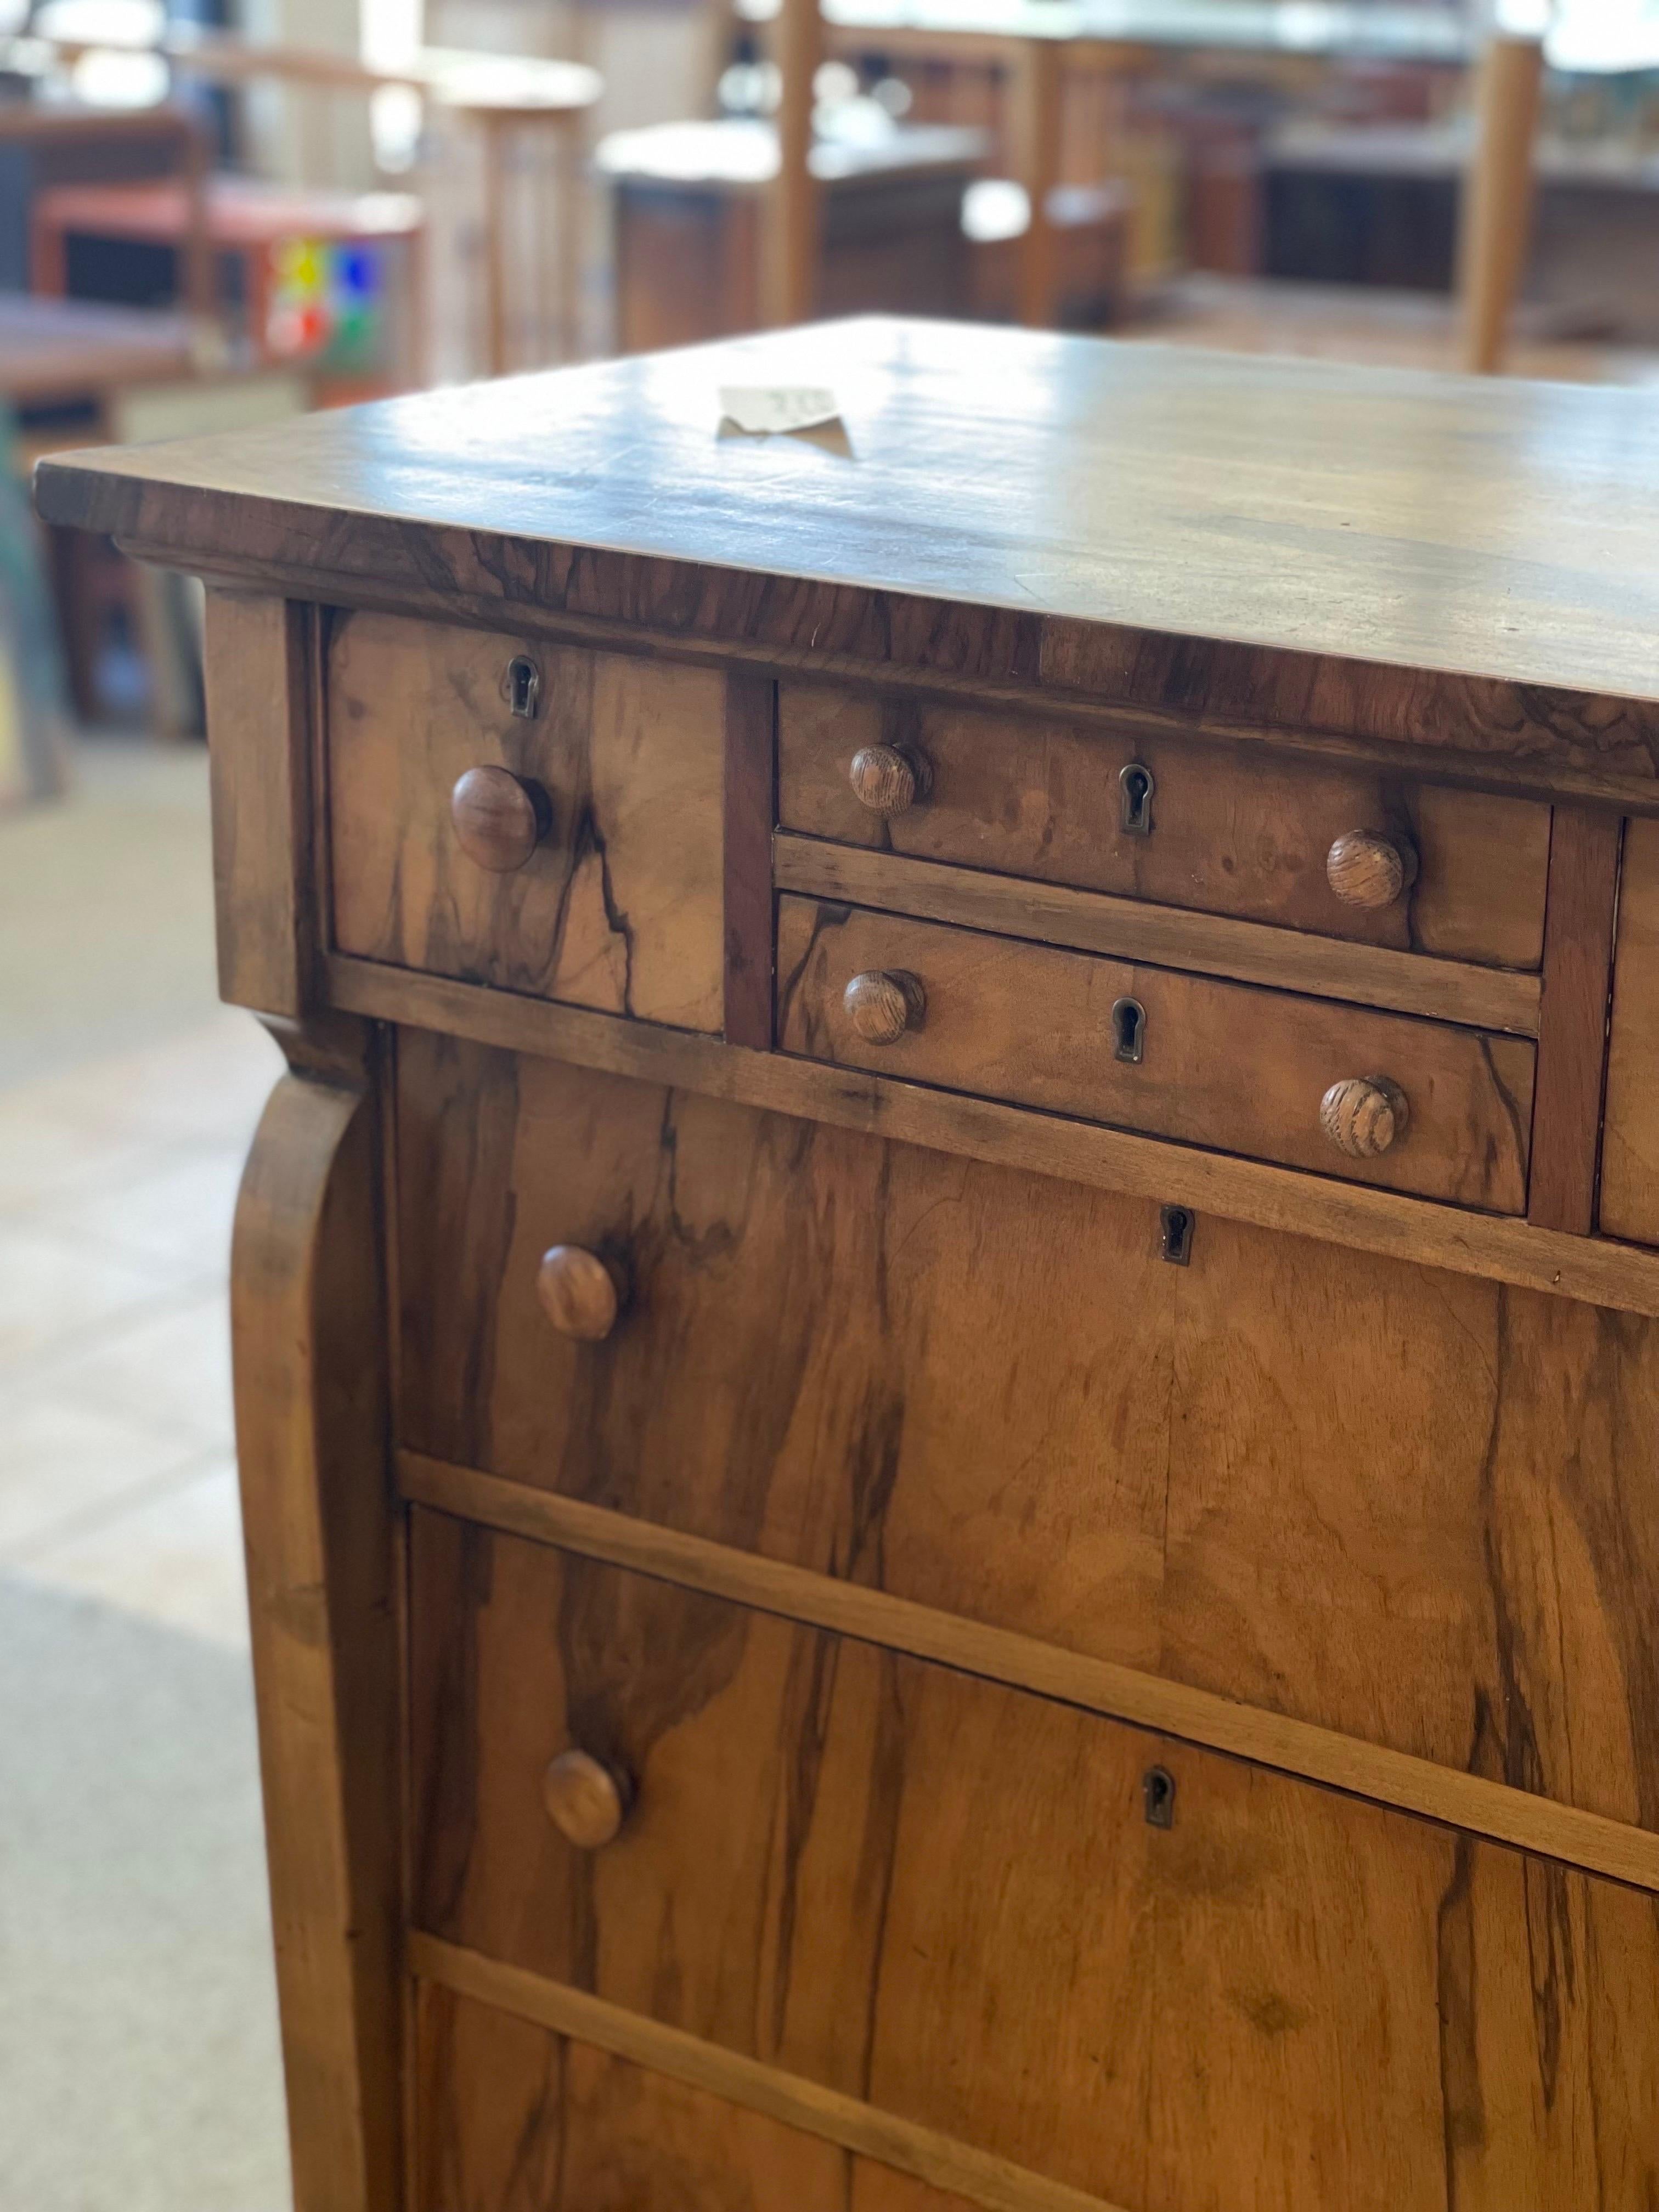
0,737,281,1641
0,1003,278,1645
0,736,291,2209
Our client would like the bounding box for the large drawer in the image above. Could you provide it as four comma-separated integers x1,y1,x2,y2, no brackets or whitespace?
415,1985,984,2212
327,610,724,1030
778,685,1552,968
775,896,1535,1210
409,1515,1659,2211
393,1037,1659,1839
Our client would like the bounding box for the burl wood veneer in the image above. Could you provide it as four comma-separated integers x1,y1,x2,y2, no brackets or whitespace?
33,317,1659,2212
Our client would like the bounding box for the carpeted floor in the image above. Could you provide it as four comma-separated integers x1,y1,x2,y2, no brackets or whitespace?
0,1577,289,2212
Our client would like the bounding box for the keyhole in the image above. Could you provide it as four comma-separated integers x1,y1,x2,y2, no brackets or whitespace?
507,656,541,719
1111,995,1146,1064
1120,761,1154,836
1160,1204,1193,1266
1143,1766,1176,1829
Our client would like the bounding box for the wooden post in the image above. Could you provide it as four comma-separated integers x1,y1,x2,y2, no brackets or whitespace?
555,116,582,363
479,110,512,376
178,109,217,331
1009,37,1064,329
763,0,821,327
1459,32,1544,376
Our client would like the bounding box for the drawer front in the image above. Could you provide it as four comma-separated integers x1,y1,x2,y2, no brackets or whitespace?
396,1036,1659,1837
775,896,1534,1210
778,685,1551,969
410,1515,1659,2211
328,610,724,1030
416,1985,984,2212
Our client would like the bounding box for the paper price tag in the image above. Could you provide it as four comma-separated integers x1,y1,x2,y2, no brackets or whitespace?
719,385,840,436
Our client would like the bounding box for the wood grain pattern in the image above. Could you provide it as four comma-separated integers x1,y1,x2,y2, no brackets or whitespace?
1528,806,1623,1234
400,1452,1659,1895
414,1978,1079,2212
724,673,776,1050
202,591,315,1017
327,611,724,1031
330,952,1659,1318
408,1519,1659,2210
106,322,1659,2212
772,837,1542,1034
33,321,1659,789
776,897,1536,1210
392,1039,1659,1836
232,1021,400,2212
1602,815,1659,1246
780,685,1551,969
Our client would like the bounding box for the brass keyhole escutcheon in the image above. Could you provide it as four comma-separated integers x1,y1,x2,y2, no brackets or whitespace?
1160,1205,1193,1266
1143,1766,1176,1829
1120,761,1154,836
505,654,542,719
1111,995,1146,1064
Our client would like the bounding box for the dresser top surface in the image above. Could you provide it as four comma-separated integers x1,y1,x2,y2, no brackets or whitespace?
35,315,1659,706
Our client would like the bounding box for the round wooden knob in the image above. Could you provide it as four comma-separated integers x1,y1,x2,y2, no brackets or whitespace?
537,1245,623,1340
844,969,926,1045
1320,1076,1410,1159
1325,830,1418,911
450,765,552,872
848,744,930,817
542,1750,631,1849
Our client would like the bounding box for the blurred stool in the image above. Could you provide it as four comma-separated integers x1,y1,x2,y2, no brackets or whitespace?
965,177,1132,327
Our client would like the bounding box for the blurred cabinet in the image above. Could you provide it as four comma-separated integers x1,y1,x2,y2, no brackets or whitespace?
597,117,985,352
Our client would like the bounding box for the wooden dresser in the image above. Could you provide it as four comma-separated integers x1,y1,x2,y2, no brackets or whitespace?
37,320,1659,2212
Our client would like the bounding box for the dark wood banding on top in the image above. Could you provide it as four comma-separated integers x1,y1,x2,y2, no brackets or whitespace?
35,321,1659,797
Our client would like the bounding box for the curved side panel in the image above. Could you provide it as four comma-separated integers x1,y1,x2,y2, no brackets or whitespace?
231,1022,400,2212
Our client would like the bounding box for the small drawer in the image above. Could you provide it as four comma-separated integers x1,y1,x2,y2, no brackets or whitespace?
778,684,1551,969
327,610,724,1030
411,1514,1659,2210
776,896,1535,1210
